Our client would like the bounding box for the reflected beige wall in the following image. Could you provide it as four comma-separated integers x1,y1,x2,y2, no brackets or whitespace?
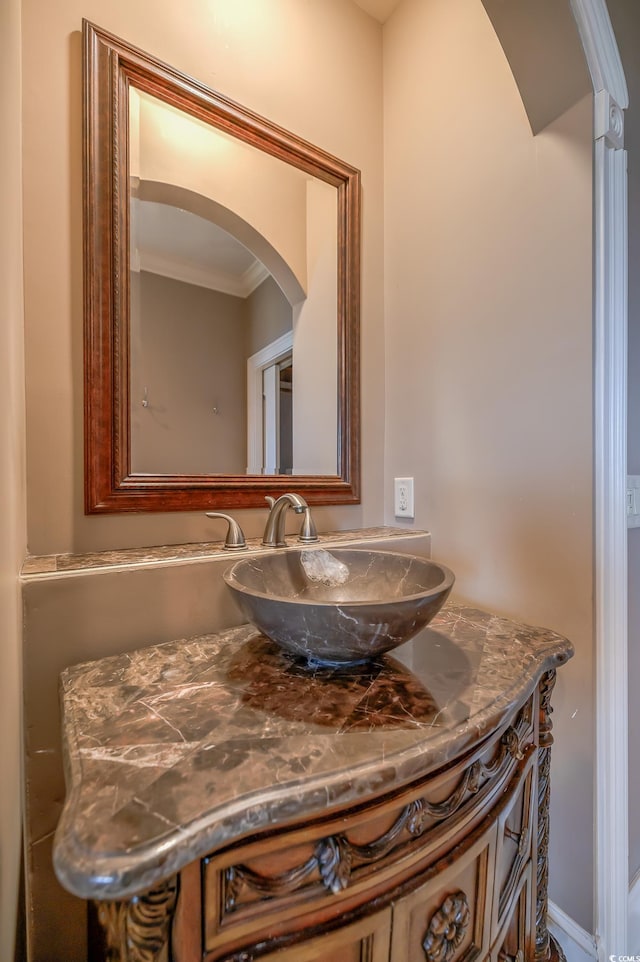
0,0,26,956
131,271,248,475
21,0,385,556
383,0,593,930
293,179,339,475
247,276,292,357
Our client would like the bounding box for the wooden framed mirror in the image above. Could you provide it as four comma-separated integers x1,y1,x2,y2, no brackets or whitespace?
83,20,360,513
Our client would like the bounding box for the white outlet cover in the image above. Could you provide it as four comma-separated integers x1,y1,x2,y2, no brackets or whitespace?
394,477,415,519
628,475,640,528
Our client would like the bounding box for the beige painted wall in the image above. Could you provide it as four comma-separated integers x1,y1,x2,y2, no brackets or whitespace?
293,179,339,475
18,0,602,947
0,0,27,956
247,276,292,357
131,271,248,475
21,0,385,556
606,0,640,884
383,0,593,930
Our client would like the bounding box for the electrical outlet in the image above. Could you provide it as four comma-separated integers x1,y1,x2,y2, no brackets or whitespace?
394,477,414,519
628,476,640,528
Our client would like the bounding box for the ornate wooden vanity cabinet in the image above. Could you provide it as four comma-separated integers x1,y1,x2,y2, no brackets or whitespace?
53,607,572,962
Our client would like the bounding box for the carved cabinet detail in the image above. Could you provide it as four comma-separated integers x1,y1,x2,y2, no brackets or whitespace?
198,694,535,960
390,830,493,962
67,633,570,962
258,909,392,962
88,683,564,962
422,891,471,962
492,866,534,962
494,757,536,930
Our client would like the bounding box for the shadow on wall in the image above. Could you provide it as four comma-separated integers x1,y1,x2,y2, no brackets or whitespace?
480,0,591,132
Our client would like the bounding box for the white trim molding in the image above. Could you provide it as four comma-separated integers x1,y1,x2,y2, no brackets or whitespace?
593,135,629,961
246,330,294,475
548,901,598,962
570,0,628,106
594,88,625,148
570,1,629,958
629,872,640,952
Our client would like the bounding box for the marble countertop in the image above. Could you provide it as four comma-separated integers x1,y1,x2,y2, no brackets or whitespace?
53,604,572,901
22,526,424,576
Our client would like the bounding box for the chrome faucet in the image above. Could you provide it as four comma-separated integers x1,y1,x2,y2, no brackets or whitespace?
262,493,309,547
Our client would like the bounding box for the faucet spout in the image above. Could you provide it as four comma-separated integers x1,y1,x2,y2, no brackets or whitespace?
262,493,308,548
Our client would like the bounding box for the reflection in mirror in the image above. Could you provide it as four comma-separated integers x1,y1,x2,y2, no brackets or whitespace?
83,21,360,512
128,89,338,477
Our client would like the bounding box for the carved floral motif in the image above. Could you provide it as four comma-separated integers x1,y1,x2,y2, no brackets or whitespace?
502,726,525,761
422,890,470,962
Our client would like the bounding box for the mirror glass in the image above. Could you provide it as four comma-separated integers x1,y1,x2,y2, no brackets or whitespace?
129,89,338,478
83,21,360,513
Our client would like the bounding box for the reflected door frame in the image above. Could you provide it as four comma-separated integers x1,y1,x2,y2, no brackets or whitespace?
247,330,294,474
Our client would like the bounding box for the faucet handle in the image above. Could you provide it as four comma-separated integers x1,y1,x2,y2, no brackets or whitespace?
205,512,247,550
265,496,276,509
298,507,319,543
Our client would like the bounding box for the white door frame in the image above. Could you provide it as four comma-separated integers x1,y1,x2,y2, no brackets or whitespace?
246,330,294,474
262,362,279,476
570,1,629,956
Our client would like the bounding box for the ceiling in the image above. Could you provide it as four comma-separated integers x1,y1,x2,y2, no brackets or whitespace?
351,0,403,24
131,199,268,298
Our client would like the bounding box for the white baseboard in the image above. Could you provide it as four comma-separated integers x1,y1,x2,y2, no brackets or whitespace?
548,882,640,961
548,901,597,962
629,872,640,953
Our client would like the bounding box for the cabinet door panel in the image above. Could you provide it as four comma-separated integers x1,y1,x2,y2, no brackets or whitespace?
494,756,535,931
390,827,496,962
490,865,533,962
257,908,391,962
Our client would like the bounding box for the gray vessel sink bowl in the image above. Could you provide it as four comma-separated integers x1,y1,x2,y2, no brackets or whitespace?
223,547,455,666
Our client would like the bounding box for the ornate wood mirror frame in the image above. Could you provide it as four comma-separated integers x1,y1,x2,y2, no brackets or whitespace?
83,21,360,513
